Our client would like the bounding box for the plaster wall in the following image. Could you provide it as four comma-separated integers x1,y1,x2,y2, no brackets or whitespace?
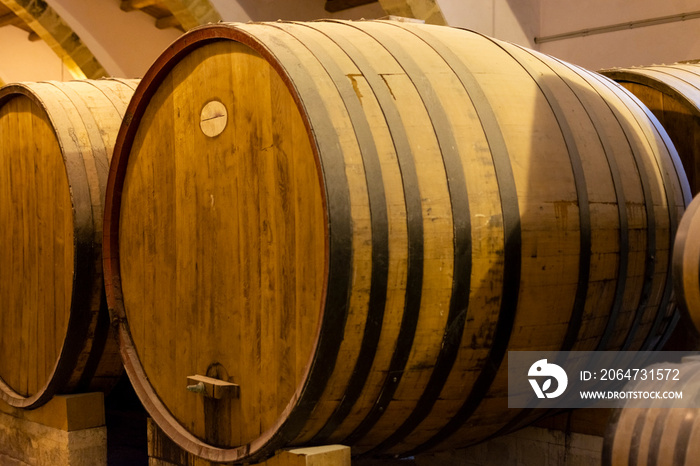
439,0,539,48
538,0,700,69
436,0,700,69
0,26,71,83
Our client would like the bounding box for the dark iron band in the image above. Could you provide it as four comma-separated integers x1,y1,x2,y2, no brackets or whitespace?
647,409,671,466
336,20,473,448
601,406,623,466
364,22,522,455
274,21,392,445
403,28,524,456
252,24,356,453
300,21,425,444
485,52,626,440
587,71,658,351
628,409,647,466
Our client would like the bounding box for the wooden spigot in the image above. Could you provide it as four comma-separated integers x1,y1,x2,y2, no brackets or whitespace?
186,375,239,399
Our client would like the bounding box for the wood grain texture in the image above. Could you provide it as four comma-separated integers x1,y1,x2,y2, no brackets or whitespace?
117,41,326,449
0,79,137,409
103,21,689,463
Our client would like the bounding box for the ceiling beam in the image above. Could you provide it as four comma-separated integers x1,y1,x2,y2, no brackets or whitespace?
325,0,377,13
0,10,40,41
0,11,21,27
377,0,446,25
120,0,222,32
120,0,160,12
161,0,221,31
155,14,179,29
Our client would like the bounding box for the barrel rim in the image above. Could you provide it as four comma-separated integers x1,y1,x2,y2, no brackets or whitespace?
0,83,98,409
601,67,700,117
606,72,693,348
102,23,334,463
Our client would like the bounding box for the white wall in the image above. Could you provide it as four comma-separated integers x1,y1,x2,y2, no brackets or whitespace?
436,0,700,69
0,26,72,83
538,0,700,69
45,0,181,78
439,0,540,48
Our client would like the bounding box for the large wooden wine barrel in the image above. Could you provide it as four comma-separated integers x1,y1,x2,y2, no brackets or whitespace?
603,358,700,466
674,194,700,330
103,21,690,463
0,79,138,408
602,63,700,195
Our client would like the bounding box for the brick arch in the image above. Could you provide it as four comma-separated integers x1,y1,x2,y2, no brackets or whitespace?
378,0,446,24
162,0,221,30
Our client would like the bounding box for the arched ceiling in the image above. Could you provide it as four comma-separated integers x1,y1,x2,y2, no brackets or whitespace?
0,0,453,83
0,2,72,82
0,0,107,79
0,0,218,82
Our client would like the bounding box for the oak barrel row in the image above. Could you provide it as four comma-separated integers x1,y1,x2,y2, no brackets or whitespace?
0,20,694,464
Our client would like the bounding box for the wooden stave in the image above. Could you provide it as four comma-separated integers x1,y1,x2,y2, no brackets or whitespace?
0,79,138,409
102,21,689,463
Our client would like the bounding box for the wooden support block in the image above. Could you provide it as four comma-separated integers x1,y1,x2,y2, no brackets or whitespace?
263,445,351,466
0,392,105,431
0,393,106,465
